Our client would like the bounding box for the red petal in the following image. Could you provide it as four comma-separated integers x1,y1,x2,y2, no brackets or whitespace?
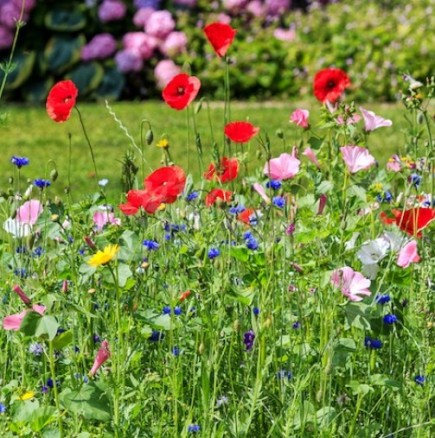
162,73,201,110
205,189,232,207
204,22,237,57
397,208,435,237
224,121,259,143
313,68,350,103
46,80,78,122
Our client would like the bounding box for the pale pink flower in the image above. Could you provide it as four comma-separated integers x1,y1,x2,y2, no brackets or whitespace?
123,32,157,60
252,183,271,204
16,200,43,225
360,107,392,132
386,154,401,172
397,240,420,268
247,0,265,17
264,149,300,180
160,31,187,57
90,340,111,376
336,114,361,125
154,59,181,89
145,10,175,39
302,147,320,168
340,145,376,173
290,109,309,128
133,7,154,28
331,267,371,302
3,305,46,331
274,27,296,42
93,209,121,231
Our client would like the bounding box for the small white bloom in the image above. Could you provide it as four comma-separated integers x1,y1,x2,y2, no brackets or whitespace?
98,178,109,187
344,232,360,251
3,218,32,238
357,238,390,265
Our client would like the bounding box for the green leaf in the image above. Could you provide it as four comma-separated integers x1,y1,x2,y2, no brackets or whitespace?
345,302,371,330
0,51,35,90
116,264,132,288
44,35,85,74
316,180,334,194
52,330,73,350
13,399,40,424
20,312,59,341
152,314,172,331
230,246,249,262
94,67,125,101
45,9,87,32
66,62,104,96
59,383,111,421
30,406,56,432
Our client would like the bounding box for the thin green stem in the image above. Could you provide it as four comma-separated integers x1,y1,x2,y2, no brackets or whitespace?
48,340,64,438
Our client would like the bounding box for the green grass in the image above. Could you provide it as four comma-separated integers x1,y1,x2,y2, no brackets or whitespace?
1,100,408,201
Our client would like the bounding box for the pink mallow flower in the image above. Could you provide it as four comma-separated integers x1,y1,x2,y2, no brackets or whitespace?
160,31,187,57
264,148,300,180
331,267,371,302
154,59,181,89
360,107,392,132
336,114,361,125
340,145,376,174
290,109,309,128
386,154,401,172
145,10,175,39
397,240,420,268
81,33,117,61
90,340,111,376
16,200,43,225
3,305,46,331
98,0,127,23
93,209,121,231
302,147,321,168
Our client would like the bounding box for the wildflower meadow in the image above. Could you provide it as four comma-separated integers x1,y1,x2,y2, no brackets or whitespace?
0,8,434,438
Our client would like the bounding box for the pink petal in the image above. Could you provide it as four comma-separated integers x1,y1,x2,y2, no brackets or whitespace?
263,153,300,180
340,146,376,173
397,240,420,268
16,200,43,225
360,107,392,132
90,339,111,376
303,147,321,168
252,183,271,204
3,310,27,331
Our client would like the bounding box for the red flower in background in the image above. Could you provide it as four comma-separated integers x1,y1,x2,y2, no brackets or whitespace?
119,189,165,215
313,68,350,103
204,22,237,57
162,73,201,110
204,157,239,183
380,207,435,237
205,188,232,207
46,80,78,122
238,208,256,225
145,165,186,203
224,121,259,143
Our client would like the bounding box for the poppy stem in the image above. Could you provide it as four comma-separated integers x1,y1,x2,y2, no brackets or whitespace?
74,106,99,185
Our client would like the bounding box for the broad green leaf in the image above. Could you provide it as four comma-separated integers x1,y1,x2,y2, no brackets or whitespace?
45,9,87,32
52,330,73,350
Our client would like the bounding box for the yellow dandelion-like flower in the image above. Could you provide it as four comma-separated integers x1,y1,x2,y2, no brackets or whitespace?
156,138,169,149
88,244,119,267
19,391,35,401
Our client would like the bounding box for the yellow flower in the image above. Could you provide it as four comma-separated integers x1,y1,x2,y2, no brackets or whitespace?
156,138,169,149
19,391,35,401
88,244,119,267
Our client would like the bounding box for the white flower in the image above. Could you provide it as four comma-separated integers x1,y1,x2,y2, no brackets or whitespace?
3,218,32,238
357,238,390,265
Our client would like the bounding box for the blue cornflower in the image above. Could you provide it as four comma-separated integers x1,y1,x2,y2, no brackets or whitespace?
46,378,54,388
143,240,159,251
149,331,164,342
33,179,51,189
11,156,30,169
162,306,171,315
186,191,199,202
243,329,255,351
187,424,200,433
253,307,260,315
364,336,383,350
28,342,44,356
14,268,27,278
292,321,301,329
172,346,180,356
272,196,285,208
243,231,253,240
409,173,422,188
245,237,259,250
173,306,182,316
229,205,246,215
383,314,398,325
249,215,258,226
208,248,220,259
266,180,282,190
276,370,293,380
414,375,425,385
0,403,6,414
16,246,27,254
33,246,44,257
376,294,391,305
93,334,101,343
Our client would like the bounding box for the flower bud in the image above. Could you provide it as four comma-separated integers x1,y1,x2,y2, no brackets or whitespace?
146,130,154,145
50,169,58,182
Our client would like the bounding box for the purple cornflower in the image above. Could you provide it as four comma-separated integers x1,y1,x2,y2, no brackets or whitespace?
11,156,29,168
172,346,180,356
29,342,44,356
364,336,382,350
409,173,422,188
243,329,255,351
253,307,260,315
272,196,285,208
383,314,398,325
0,403,6,413
149,330,164,342
186,191,199,201
162,306,171,315
187,424,200,433
292,321,301,329
173,306,182,316
276,370,293,379
208,248,220,259
229,205,246,214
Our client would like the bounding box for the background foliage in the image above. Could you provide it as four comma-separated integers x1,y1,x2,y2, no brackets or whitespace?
0,0,434,102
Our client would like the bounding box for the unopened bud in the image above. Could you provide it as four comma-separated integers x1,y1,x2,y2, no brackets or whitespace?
198,343,205,354
50,169,58,182
276,129,284,139
83,236,96,250
12,284,31,306
146,130,154,145
61,280,69,293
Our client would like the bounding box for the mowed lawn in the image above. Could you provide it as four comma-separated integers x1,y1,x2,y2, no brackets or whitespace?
1,100,407,201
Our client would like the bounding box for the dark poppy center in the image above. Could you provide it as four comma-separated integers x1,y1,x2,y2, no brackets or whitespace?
326,80,336,90
177,87,185,96
63,95,72,103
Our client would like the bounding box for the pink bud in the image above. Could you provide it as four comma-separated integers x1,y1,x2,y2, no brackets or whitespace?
61,280,69,293
317,194,327,215
90,340,111,377
290,109,309,129
12,284,31,306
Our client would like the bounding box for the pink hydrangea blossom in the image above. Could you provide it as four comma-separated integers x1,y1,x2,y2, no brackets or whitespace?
247,0,265,17
3,305,46,331
90,340,111,376
274,27,296,42
160,31,187,57
290,109,309,128
331,267,371,302
133,7,154,28
154,59,182,89
360,107,393,132
115,49,143,73
397,240,420,268
81,33,117,61
16,200,43,226
265,0,291,16
264,148,300,180
0,2,28,29
98,0,127,23
0,25,13,49
123,32,157,60
145,10,175,39
174,0,197,6
340,145,376,173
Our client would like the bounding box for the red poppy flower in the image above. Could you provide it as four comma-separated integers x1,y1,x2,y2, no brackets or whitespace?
119,189,165,215
179,290,191,302
203,22,237,58
313,68,350,103
205,188,232,207
381,207,435,237
224,121,259,143
238,208,256,225
46,80,78,122
204,157,239,183
145,165,186,203
162,73,201,110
